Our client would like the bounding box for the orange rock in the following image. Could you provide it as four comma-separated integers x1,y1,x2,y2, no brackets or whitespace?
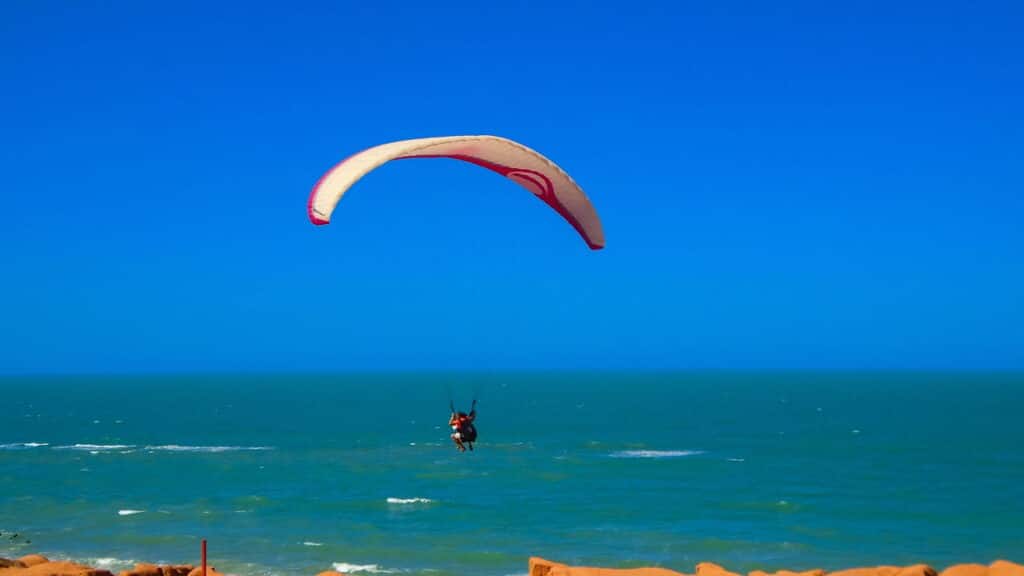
529,557,690,576
18,556,51,568
989,561,1024,576
120,564,162,576
159,566,193,576
751,570,825,576
941,565,988,576
829,567,903,576
185,567,224,576
1,558,28,569
897,566,938,576
697,564,741,576
530,558,560,576
9,560,113,576
316,572,347,576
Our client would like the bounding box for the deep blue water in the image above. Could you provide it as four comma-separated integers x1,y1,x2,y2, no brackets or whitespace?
1,373,1022,576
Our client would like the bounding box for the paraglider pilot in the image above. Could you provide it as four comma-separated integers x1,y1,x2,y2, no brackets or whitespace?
449,405,477,452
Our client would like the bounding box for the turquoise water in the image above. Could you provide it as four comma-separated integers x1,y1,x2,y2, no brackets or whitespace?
1,373,1022,575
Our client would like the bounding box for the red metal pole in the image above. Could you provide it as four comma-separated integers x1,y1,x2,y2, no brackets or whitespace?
202,539,207,576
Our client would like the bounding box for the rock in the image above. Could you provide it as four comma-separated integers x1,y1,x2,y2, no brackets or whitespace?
1,558,28,569
529,557,690,576
751,571,825,576
989,562,1024,576
941,565,988,576
531,558,558,576
897,566,938,576
159,566,194,576
185,567,224,576
120,564,162,576
829,567,903,576
9,560,113,576
697,564,741,576
19,556,51,567
316,572,347,576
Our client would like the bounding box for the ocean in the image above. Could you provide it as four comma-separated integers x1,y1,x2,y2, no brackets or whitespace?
1,373,1022,576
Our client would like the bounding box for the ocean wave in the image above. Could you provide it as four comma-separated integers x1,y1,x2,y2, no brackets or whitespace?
143,445,274,453
609,450,705,458
86,557,138,572
333,563,397,574
0,442,48,450
303,541,324,547
727,457,745,462
117,509,145,516
386,497,433,505
54,444,135,451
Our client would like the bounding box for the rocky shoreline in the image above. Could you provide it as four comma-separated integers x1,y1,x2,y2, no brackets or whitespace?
526,558,1024,576
0,555,1020,576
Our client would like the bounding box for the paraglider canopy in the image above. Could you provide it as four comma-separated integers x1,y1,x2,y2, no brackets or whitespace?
307,135,605,249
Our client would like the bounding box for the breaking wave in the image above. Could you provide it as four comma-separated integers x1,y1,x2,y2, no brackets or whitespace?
609,450,705,458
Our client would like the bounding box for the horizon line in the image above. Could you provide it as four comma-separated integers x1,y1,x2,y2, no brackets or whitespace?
2,368,1023,378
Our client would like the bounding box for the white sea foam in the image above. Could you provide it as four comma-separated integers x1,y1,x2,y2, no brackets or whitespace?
55,444,135,451
727,457,746,462
303,541,324,547
144,445,274,452
386,497,433,504
118,509,145,516
87,557,137,571
332,563,397,574
0,442,48,450
610,450,704,458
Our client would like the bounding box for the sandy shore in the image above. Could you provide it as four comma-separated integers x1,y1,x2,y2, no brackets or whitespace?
0,555,1021,576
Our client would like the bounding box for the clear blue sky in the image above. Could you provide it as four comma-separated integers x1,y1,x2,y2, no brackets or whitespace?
1,1,1021,373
